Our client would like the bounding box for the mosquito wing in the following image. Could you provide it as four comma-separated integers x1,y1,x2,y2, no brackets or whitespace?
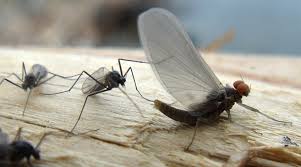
31,64,48,82
138,8,223,109
0,129,9,144
82,67,110,94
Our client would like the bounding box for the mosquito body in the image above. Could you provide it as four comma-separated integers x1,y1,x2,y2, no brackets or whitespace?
42,59,150,133
0,128,47,167
0,62,79,116
138,8,291,150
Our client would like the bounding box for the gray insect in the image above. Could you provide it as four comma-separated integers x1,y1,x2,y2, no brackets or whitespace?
0,127,47,167
138,8,291,150
0,62,79,116
41,59,151,133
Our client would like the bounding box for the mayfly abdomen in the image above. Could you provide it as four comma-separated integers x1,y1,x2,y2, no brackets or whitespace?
154,100,198,125
31,64,48,80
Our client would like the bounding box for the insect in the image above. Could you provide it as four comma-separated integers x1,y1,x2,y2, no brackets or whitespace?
138,8,291,150
41,59,151,133
281,136,299,147
0,127,48,167
0,62,80,116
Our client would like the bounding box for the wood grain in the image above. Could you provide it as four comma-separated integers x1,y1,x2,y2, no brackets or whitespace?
0,48,300,167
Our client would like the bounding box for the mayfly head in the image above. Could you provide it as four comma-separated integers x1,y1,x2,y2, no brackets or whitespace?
233,80,250,96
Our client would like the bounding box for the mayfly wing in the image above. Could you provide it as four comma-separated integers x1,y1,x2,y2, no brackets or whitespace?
0,129,9,144
138,8,223,109
81,67,110,94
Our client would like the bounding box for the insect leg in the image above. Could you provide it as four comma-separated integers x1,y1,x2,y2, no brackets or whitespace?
3,73,23,82
35,132,51,149
185,117,211,151
226,110,232,122
185,119,201,151
0,78,22,89
70,89,111,133
22,62,27,81
23,89,32,116
41,71,105,95
237,103,292,125
13,127,23,141
48,72,81,80
118,58,147,76
123,67,153,102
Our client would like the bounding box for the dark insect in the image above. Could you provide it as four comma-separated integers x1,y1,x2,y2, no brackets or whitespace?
0,62,80,116
41,59,151,133
281,136,299,147
0,127,48,167
138,8,291,150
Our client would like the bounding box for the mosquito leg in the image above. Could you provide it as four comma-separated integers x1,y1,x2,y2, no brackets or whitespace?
22,62,27,81
41,71,105,95
13,127,23,141
5,73,22,82
0,78,22,89
123,67,153,102
35,132,51,149
70,89,111,133
23,89,32,116
117,58,148,76
48,72,81,80
36,75,56,86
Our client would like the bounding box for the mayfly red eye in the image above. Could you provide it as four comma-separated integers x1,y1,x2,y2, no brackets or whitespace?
233,80,245,89
236,83,250,96
138,8,291,151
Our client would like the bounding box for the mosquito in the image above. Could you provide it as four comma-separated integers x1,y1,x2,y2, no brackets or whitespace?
41,59,152,133
138,8,291,150
0,127,49,167
0,62,80,116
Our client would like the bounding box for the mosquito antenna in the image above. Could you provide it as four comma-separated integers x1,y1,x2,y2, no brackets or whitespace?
237,103,292,125
23,89,33,116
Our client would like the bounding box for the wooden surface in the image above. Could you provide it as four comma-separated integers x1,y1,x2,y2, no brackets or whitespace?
0,48,301,167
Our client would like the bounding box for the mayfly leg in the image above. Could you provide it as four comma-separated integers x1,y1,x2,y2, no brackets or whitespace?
41,71,105,95
185,117,211,151
118,58,153,102
70,89,111,133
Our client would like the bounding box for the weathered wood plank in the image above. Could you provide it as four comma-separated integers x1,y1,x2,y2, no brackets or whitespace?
0,48,300,167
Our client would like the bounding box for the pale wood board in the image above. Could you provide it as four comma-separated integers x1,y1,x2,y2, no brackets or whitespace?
0,48,300,167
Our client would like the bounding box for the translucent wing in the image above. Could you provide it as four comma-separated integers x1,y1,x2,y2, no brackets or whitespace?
82,67,110,94
0,129,9,144
138,8,223,109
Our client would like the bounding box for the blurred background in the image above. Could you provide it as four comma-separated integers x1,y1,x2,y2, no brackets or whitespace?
0,0,300,55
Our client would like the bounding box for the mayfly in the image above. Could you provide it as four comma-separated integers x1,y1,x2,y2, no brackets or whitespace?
0,127,48,166
0,62,79,116
138,8,291,150
41,59,151,133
